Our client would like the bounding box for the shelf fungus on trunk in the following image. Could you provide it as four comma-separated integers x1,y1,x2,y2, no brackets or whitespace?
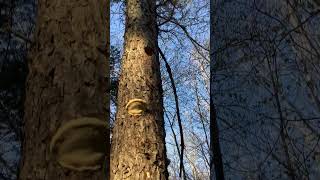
125,99,147,116
49,117,108,171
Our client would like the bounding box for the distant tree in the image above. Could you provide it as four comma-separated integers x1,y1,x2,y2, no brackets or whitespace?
110,46,121,108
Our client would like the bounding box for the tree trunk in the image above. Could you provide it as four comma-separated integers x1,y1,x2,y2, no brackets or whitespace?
110,0,168,179
19,0,109,179
210,0,225,179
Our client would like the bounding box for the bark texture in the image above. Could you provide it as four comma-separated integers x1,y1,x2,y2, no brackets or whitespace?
19,0,109,179
110,0,168,179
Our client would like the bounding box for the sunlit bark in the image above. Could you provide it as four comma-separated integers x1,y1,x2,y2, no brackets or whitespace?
110,0,168,179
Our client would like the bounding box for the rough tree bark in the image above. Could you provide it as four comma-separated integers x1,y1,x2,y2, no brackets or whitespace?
19,0,109,179
110,0,168,179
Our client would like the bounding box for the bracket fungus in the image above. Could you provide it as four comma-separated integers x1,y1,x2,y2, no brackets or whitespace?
125,99,147,116
50,117,107,171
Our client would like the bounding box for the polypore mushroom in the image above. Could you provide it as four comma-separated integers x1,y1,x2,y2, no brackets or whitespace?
50,117,107,171
125,99,147,116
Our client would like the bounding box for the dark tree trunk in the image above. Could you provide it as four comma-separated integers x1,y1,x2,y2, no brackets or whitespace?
210,0,225,179
209,105,225,180
19,0,109,179
110,0,168,179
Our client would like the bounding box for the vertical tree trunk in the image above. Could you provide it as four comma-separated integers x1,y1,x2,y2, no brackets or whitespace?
110,0,168,179
106,0,110,178
210,0,225,179
19,0,109,179
209,104,225,180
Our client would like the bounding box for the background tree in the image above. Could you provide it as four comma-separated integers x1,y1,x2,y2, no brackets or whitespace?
211,0,320,179
0,0,34,179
